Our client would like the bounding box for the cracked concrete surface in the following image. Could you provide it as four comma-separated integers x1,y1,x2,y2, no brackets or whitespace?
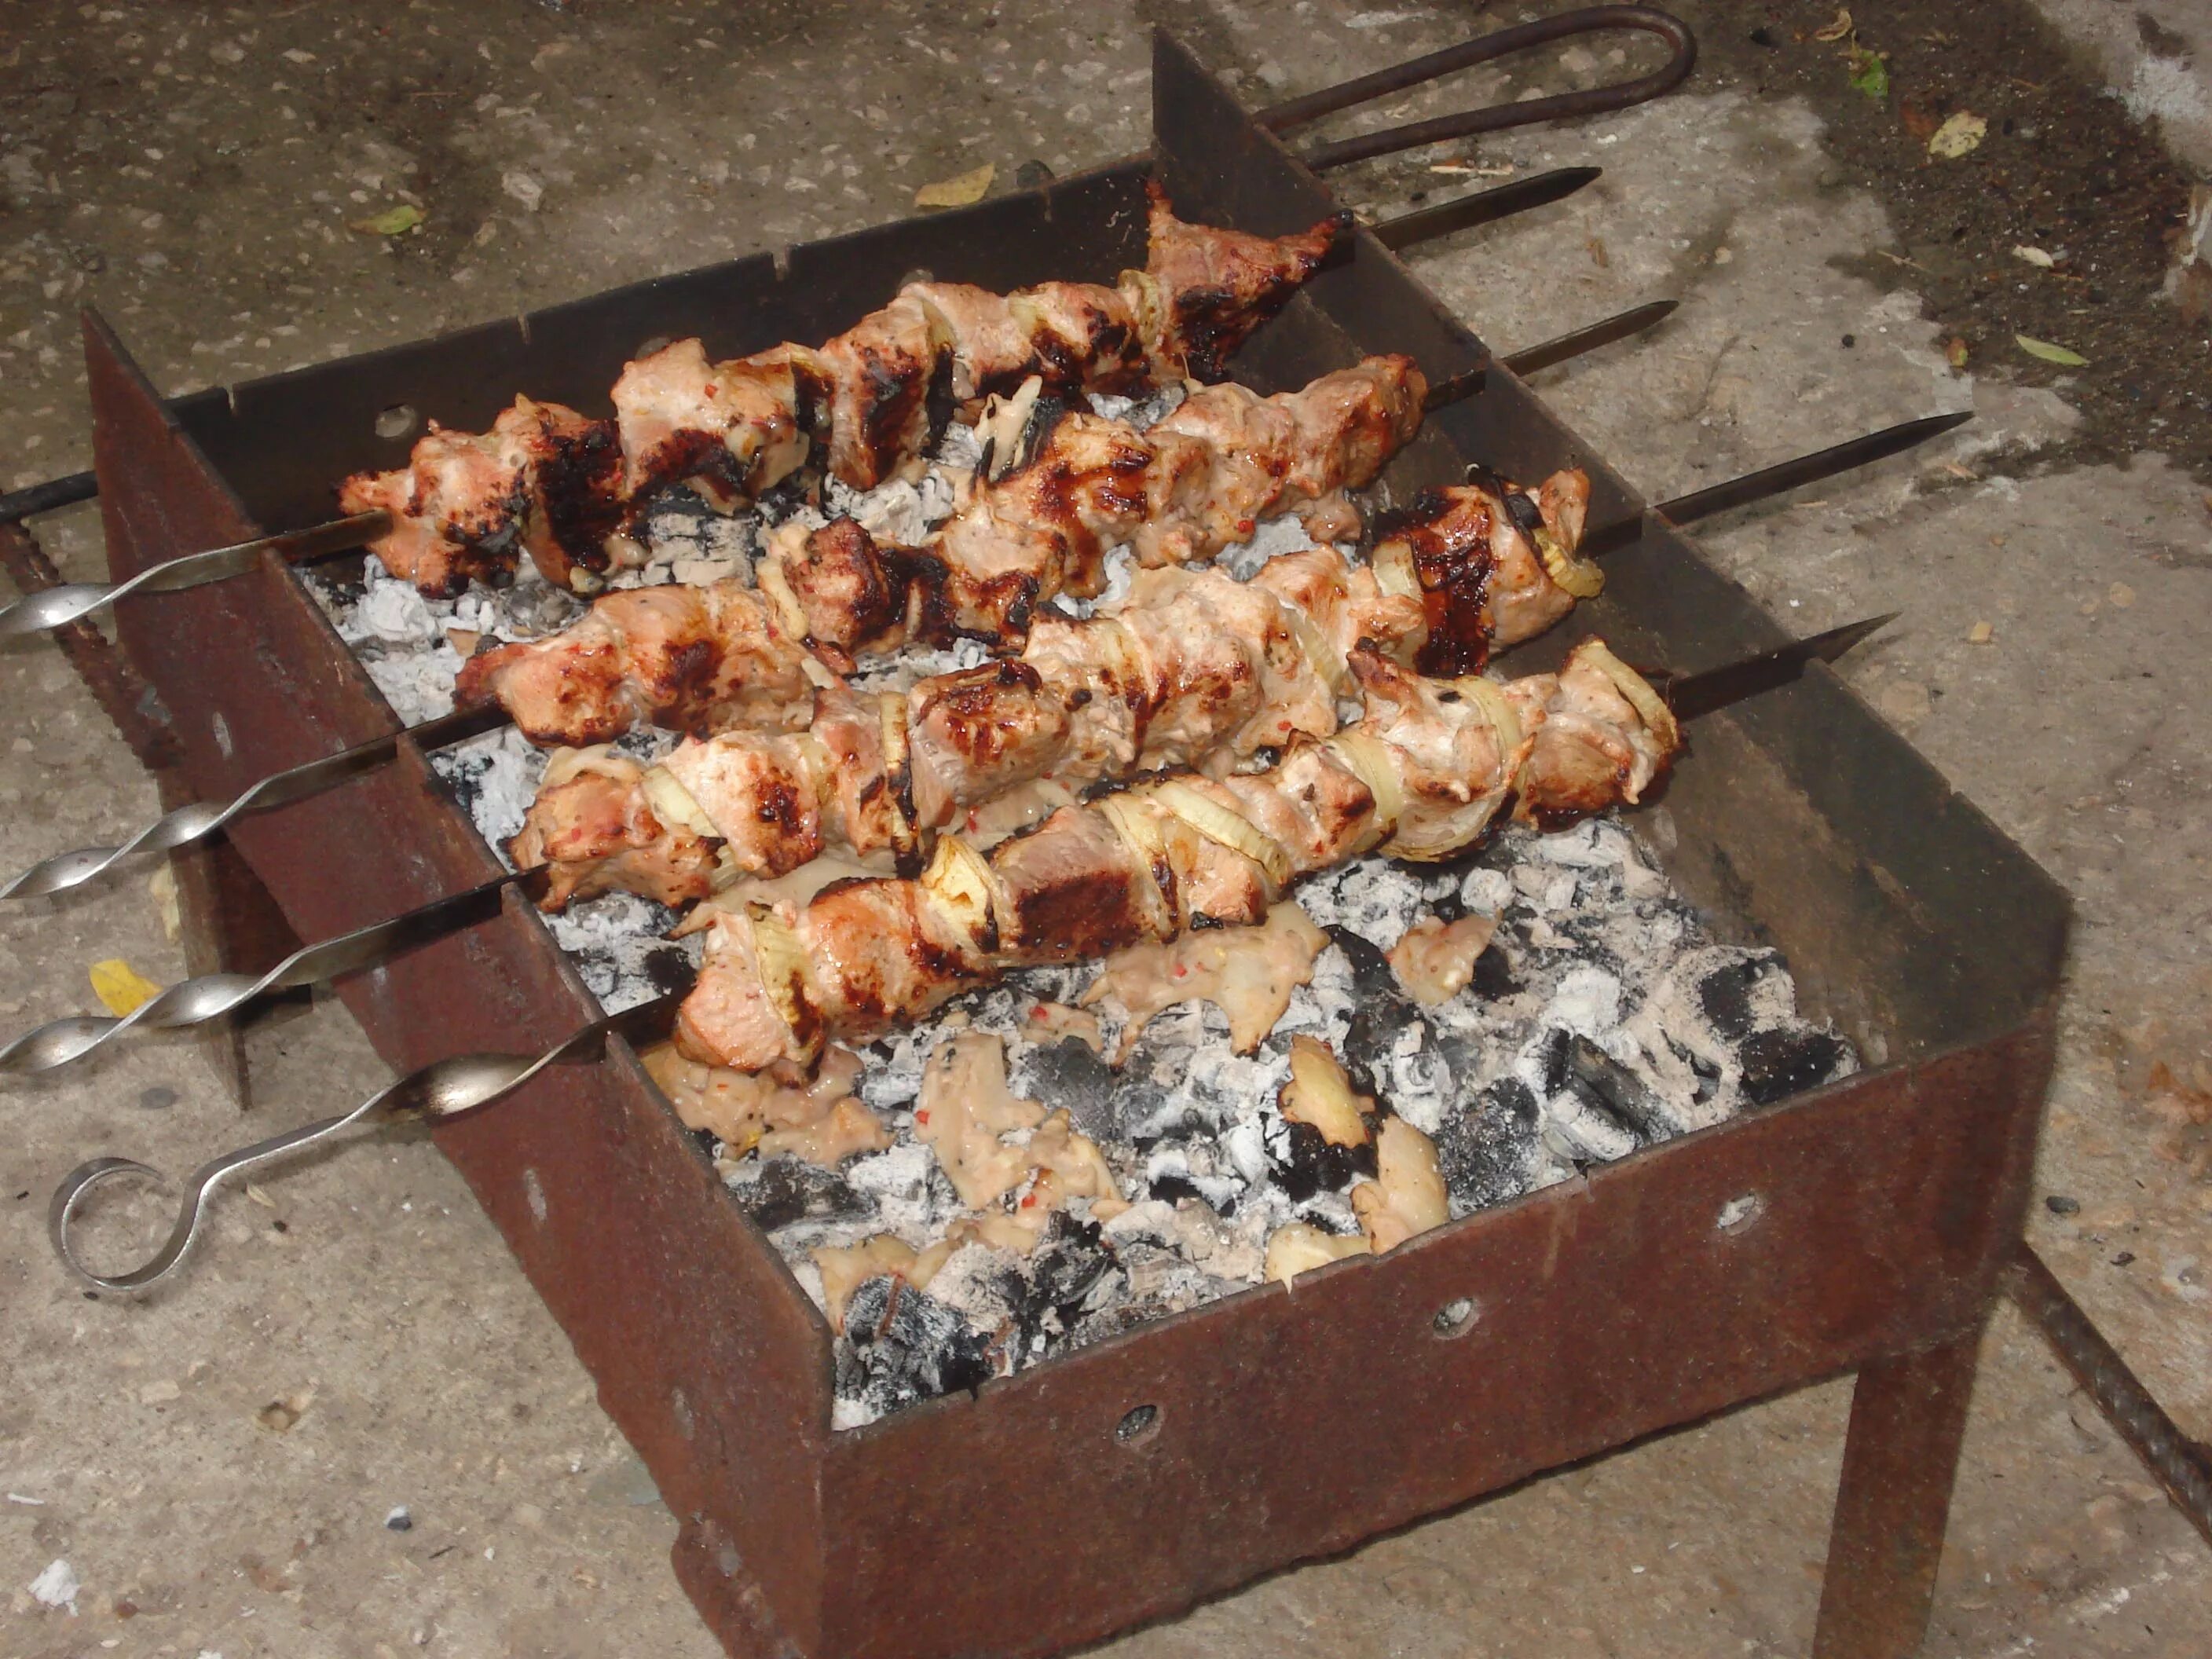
3,2,2209,1655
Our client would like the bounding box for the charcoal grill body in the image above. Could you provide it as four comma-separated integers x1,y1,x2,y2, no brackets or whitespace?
82,34,2066,1659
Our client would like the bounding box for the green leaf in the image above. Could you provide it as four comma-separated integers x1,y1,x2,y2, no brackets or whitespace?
2014,334,2089,367
350,203,424,236
1846,45,1888,101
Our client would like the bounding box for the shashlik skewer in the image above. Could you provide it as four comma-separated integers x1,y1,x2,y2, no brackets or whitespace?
506,459,1589,913
2,397,1936,909
671,636,1683,1075
339,185,1346,598
449,353,1430,750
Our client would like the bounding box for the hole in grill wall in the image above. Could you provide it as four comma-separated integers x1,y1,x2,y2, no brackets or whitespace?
522,1167,548,1226
1115,1404,1161,1448
1432,1297,1481,1339
1716,1193,1763,1235
635,335,672,361
373,404,420,442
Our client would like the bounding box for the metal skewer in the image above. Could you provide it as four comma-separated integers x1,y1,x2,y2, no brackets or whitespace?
0,865,548,1075
43,613,1886,1295
1,302,1674,906
0,701,507,902
1573,409,1976,558
0,511,391,640
48,989,682,1295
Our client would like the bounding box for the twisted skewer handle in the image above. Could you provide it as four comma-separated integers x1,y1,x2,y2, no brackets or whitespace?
0,511,390,640
1,870,530,1074
48,990,682,1293
1,701,507,901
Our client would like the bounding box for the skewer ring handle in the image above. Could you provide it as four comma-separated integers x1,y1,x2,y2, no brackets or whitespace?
47,1049,550,1294
1258,5,1696,170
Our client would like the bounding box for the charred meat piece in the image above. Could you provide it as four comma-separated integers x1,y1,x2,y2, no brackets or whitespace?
453,579,821,746
1368,467,1597,676
1129,179,1347,383
610,339,827,510
507,747,722,912
340,398,625,597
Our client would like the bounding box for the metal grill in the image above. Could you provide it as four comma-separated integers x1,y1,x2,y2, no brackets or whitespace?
6,16,2152,1658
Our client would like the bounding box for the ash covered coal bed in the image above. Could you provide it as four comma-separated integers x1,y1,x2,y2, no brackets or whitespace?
305,396,1853,1432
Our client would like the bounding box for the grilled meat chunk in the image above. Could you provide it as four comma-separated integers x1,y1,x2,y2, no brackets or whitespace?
453,579,822,745
341,398,625,597
507,747,722,911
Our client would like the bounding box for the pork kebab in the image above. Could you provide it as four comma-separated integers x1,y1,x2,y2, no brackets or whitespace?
449,350,1430,753
507,462,1591,912
340,183,1344,597
671,636,1679,1075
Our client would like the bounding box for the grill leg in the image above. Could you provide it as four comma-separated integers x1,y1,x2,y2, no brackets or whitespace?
1811,1322,1986,1658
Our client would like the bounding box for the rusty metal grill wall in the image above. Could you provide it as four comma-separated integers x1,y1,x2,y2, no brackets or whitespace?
79,31,2067,1659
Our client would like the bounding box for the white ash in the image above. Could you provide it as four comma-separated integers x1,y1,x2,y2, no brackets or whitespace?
718,814,1856,1429
1218,511,1328,582
1088,383,1185,427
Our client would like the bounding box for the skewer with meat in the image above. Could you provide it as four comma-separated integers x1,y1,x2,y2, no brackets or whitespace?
452,353,1439,753
505,462,1590,912
339,185,1343,596
764,353,1425,660
670,637,1680,1073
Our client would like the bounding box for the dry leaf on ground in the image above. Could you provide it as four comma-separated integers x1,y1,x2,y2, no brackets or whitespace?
1812,9,1854,42
915,163,994,210
2012,244,2055,268
349,203,424,236
90,958,160,1016
2016,333,2089,367
1928,112,1987,159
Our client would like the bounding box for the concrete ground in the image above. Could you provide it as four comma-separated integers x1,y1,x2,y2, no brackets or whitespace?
2,2,2207,1655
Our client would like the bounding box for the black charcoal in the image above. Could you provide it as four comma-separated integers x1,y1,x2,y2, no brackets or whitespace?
836,1276,995,1412
1738,1027,1848,1106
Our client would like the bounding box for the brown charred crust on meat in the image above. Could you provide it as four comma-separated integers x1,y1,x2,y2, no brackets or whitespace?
923,348,957,452
1002,863,1148,961
855,342,933,483
790,361,834,444
1065,687,1093,711
778,975,825,1056
1169,286,1246,384
628,427,753,515
1375,489,1497,678
452,645,511,710
972,353,1047,405
753,778,806,834
909,556,1042,649
795,518,908,654
534,417,627,569
1366,488,1456,545
914,660,1059,771
657,637,723,733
